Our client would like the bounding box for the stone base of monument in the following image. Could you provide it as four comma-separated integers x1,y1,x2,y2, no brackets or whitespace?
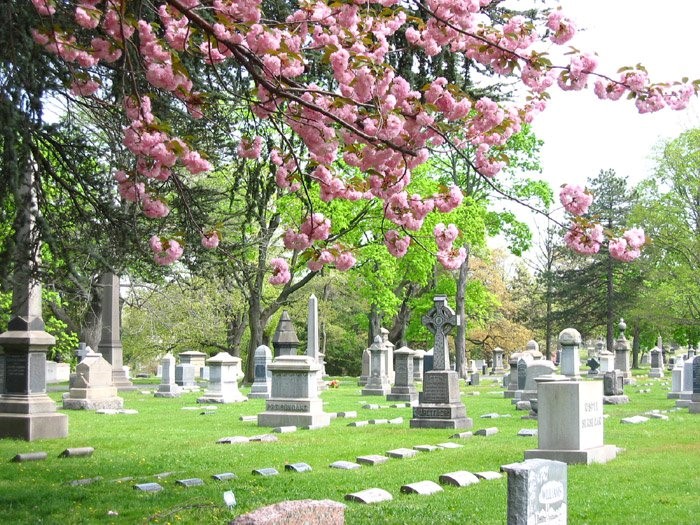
649,369,664,378
603,395,629,405
154,384,182,398
0,395,69,440
361,383,391,396
387,386,418,404
587,371,601,378
667,392,682,399
197,391,247,404
676,399,691,408
688,402,700,414
112,370,138,392
410,370,472,429
63,396,124,410
503,390,517,399
257,398,331,428
248,385,271,399
525,379,617,465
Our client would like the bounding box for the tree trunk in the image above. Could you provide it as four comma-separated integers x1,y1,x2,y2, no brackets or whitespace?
245,293,264,383
454,245,470,379
606,253,615,353
368,303,382,346
226,308,247,357
388,285,413,348
81,280,103,349
631,321,641,369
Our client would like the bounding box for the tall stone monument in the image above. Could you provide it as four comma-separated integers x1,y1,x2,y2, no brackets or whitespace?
380,328,395,383
613,318,632,384
197,352,247,403
361,336,391,396
306,294,326,391
63,349,124,410
154,352,182,398
649,347,664,378
249,345,273,399
410,296,471,429
491,347,506,374
0,168,68,440
688,356,700,414
97,273,135,391
558,328,582,381
387,346,418,404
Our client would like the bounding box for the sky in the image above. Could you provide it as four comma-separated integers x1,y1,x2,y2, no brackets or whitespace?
528,0,700,191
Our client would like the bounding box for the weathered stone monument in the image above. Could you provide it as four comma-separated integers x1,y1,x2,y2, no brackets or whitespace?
602,370,628,404
306,294,326,391
520,360,559,403
688,356,700,414
63,349,124,410
558,328,582,381
178,350,207,378
501,458,567,525
197,352,247,403
412,349,425,382
491,347,506,374
649,347,664,378
175,363,198,391
505,352,530,399
668,356,685,399
0,169,68,440
410,296,471,429
613,319,632,384
249,345,273,399
387,346,418,404
154,352,182,398
380,327,395,384
358,346,371,386
97,273,135,391
676,358,696,407
598,341,615,374
361,336,391,396
525,339,543,360
525,329,617,465
257,312,330,428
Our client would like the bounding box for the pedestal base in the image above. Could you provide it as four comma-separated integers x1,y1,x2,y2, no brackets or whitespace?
524,444,618,465
688,402,700,413
248,385,271,399
603,395,629,405
63,396,124,410
0,412,68,441
197,392,247,404
649,369,664,378
257,411,330,428
410,403,472,429
154,384,182,398
361,385,390,396
667,392,682,399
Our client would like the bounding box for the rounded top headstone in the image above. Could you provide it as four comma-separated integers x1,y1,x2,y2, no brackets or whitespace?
207,351,239,364
526,340,539,352
254,345,272,358
558,328,581,346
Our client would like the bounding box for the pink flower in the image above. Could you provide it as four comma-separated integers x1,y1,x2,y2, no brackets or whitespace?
335,251,356,271
201,232,220,249
434,223,459,251
384,230,410,258
559,184,592,216
237,136,263,159
149,236,184,266
547,11,576,44
609,237,640,262
300,213,331,241
437,247,467,270
564,222,604,255
181,151,213,174
142,196,170,218
269,257,291,285
70,79,100,97
32,0,56,16
283,229,312,251
623,227,645,249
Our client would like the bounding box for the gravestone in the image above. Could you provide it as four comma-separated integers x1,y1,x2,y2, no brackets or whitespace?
249,345,273,399
75,342,90,363
175,363,198,391
412,349,425,382
492,347,506,374
501,458,567,525
586,357,601,378
470,372,480,386
387,346,418,403
306,294,326,392
197,352,247,403
603,370,628,404
361,336,391,396
0,170,68,440
598,344,615,374
178,350,207,378
344,488,392,504
668,356,685,399
649,347,664,378
525,340,543,360
558,328,582,380
273,311,299,357
688,356,700,414
358,347,371,386
521,360,559,403
504,352,530,399
258,313,330,428
231,500,345,525
154,352,182,398
613,319,633,384
62,349,124,410
96,273,135,391
380,328,395,384
675,359,696,407
525,378,617,465
410,296,471,429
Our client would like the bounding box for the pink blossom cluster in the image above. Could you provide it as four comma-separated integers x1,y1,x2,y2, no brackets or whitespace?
201,232,220,249
384,230,411,258
269,257,291,285
609,227,645,262
564,222,604,255
434,223,466,269
559,184,592,216
149,235,184,265
595,69,695,113
306,246,356,272
237,136,263,159
283,213,331,252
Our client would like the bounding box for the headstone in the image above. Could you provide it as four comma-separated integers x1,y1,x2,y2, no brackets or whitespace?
613,319,632,383
501,458,567,525
356,454,389,466
223,490,236,509
620,415,649,424
62,349,124,410
59,446,94,457
470,372,480,386
603,370,629,404
598,345,615,374
134,482,163,492
12,451,48,462
475,427,499,436
306,295,326,391
475,471,503,481
272,311,299,357
45,361,57,384
688,356,700,414
410,296,472,429
252,467,279,476
387,346,418,403
178,350,208,378
344,488,392,504
249,345,273,399
176,478,204,487
525,379,617,464
329,460,361,470
258,314,330,428
414,444,439,452
439,471,480,487
491,347,506,374
96,273,135,391
0,170,68,440
175,363,198,391
358,347,371,386
361,336,391,396
521,360,558,402
197,352,247,403
525,340,543,359
154,353,182,398
380,328,395,384
505,352,527,398
558,328,582,380
668,356,685,399
212,472,237,481
231,500,345,525
412,349,425,382
649,347,664,378
586,357,601,378
400,480,443,495
386,447,417,459
423,349,435,373
285,462,312,473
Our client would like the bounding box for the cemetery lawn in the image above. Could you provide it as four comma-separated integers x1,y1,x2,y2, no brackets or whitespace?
0,373,698,524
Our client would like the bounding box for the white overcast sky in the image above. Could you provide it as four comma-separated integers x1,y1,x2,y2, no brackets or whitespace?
528,0,700,191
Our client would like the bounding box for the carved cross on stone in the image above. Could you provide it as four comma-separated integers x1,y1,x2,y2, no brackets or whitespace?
421,296,460,371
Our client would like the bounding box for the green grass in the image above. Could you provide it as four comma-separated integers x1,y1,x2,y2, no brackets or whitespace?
0,372,698,524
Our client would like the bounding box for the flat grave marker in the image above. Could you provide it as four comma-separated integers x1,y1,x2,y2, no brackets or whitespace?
252,468,279,476
212,472,237,481
356,454,389,466
12,452,47,462
134,482,163,493
176,478,204,488
439,471,480,487
344,488,392,504
330,460,361,470
285,462,312,473
400,480,443,495
386,448,417,459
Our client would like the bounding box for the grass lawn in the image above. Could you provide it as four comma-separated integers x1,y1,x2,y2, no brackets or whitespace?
0,370,698,524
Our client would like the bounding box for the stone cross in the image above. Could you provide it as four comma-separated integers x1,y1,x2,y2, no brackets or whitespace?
306,294,319,360
421,296,459,371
